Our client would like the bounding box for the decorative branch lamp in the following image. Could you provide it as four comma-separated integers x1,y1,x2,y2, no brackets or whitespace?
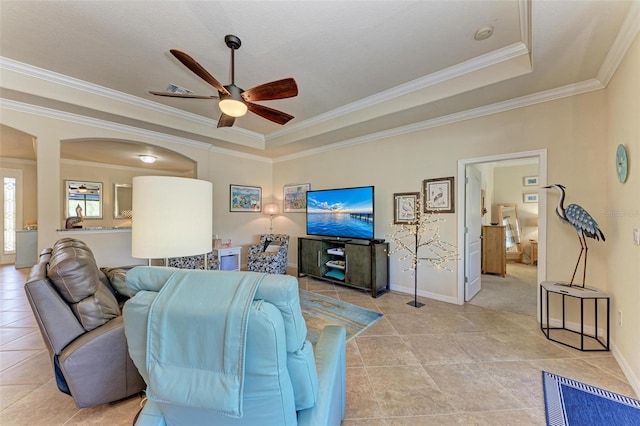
132,176,212,265
263,203,279,234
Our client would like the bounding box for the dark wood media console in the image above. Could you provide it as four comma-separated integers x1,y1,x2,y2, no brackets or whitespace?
298,237,389,297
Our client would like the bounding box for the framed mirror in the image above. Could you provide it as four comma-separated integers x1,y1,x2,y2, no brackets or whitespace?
114,183,132,219
65,180,102,219
497,202,523,261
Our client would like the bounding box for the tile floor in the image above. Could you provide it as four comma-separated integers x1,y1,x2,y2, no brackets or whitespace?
1,265,636,425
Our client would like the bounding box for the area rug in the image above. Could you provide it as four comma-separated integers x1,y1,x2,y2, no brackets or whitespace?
299,289,383,344
542,371,640,426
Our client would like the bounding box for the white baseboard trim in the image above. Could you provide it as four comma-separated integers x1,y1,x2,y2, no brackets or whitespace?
611,343,640,399
543,317,606,338
390,284,459,305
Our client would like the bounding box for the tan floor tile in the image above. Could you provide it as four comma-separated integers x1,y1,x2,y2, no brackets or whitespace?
384,409,544,425
366,365,456,417
401,334,474,365
0,383,40,411
476,360,547,408
0,330,45,351
347,340,364,367
344,367,383,419
63,393,142,425
360,316,397,337
583,355,629,382
0,379,79,425
423,363,525,412
0,350,52,385
356,336,420,366
0,311,33,328
0,349,42,371
0,327,37,346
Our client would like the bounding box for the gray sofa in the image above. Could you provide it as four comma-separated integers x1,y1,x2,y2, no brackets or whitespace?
24,237,145,408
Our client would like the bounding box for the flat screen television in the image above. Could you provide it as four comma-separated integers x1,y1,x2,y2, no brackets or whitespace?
306,186,374,240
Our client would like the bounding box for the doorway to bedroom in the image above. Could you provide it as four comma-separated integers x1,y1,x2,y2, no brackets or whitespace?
458,150,546,318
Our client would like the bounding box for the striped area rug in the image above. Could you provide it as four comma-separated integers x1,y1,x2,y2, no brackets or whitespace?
543,371,640,426
299,289,383,345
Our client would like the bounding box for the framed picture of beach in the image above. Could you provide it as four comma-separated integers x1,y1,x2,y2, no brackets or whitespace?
423,176,455,213
283,183,310,212
524,176,538,186
230,184,262,212
394,192,420,224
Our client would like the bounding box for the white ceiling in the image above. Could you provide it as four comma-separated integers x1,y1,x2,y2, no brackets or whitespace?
0,1,637,166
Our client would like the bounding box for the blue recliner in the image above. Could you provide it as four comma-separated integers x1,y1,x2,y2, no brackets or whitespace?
123,267,346,426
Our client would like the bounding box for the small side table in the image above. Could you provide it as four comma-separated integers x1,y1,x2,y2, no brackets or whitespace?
540,281,609,351
213,246,242,271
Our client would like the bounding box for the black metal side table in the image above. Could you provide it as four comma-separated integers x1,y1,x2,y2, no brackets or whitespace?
540,281,609,351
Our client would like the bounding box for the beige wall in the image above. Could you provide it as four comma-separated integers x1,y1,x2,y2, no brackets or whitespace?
275,90,608,299
606,33,640,394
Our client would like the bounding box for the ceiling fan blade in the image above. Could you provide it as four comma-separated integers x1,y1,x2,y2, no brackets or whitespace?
217,113,236,128
241,78,298,102
149,91,219,99
170,49,230,96
246,102,294,125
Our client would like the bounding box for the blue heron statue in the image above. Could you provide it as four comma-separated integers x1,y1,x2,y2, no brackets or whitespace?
544,184,605,287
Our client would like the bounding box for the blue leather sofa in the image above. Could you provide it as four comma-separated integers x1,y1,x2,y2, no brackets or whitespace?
123,267,346,425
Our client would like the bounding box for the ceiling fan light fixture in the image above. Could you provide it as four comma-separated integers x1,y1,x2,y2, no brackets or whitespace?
219,85,247,117
219,98,248,117
139,154,157,164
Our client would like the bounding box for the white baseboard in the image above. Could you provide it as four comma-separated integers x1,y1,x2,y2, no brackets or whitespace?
390,283,459,305
611,343,640,399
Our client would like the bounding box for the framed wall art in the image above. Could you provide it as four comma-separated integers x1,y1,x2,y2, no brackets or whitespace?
523,192,539,203
283,183,310,212
423,176,455,213
230,184,262,212
393,192,420,224
523,176,539,186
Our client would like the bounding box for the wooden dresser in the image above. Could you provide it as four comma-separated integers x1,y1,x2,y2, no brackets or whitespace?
482,225,506,276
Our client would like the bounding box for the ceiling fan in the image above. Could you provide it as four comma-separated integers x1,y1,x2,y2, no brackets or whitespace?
150,34,298,128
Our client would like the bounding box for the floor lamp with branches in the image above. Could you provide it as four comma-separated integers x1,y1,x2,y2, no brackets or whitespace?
388,196,458,307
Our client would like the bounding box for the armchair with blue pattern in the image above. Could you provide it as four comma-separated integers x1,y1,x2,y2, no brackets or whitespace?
247,234,289,274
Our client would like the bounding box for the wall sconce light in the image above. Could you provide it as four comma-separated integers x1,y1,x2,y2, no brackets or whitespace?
263,203,279,234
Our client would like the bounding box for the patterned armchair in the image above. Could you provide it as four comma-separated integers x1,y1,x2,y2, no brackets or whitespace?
165,252,220,270
247,234,289,274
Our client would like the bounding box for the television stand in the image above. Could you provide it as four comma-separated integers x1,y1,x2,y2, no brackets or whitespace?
297,237,389,297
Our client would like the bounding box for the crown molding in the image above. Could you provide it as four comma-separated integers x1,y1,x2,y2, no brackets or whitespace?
0,157,36,166
0,56,265,144
597,0,640,86
267,42,530,142
0,98,271,163
274,79,603,163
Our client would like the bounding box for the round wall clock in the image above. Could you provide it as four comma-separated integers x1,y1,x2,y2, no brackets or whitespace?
616,144,628,183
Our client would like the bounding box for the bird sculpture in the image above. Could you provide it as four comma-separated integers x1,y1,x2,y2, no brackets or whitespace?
544,184,605,287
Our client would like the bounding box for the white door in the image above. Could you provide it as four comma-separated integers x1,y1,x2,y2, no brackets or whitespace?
464,166,482,301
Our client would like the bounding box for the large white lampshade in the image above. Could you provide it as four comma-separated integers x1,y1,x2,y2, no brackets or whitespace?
132,176,212,259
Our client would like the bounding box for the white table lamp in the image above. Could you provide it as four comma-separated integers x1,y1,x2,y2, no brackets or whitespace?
132,176,212,263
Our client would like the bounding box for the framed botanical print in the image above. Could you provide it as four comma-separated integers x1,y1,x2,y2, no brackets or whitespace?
423,176,455,213
283,183,310,212
393,192,420,224
230,184,262,212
